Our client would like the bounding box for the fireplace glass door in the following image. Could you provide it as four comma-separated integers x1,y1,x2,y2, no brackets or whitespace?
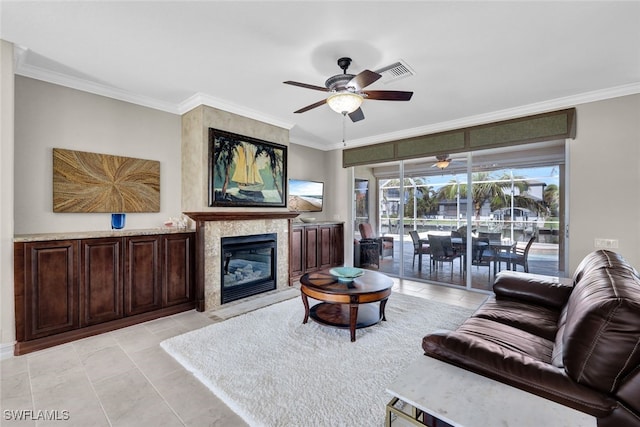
221,233,277,304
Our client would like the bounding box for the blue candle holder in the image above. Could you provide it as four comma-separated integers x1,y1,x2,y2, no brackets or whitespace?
111,213,126,230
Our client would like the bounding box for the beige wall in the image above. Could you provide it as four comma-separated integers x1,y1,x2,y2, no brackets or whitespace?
568,94,640,271
288,142,328,220
1,41,15,357
14,76,183,234
324,149,352,263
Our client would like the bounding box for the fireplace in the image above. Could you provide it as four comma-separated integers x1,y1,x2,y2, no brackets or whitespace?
220,233,277,304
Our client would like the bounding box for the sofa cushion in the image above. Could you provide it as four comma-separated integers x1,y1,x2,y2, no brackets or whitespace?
562,261,640,394
572,249,639,285
493,270,573,309
452,317,554,361
474,295,560,341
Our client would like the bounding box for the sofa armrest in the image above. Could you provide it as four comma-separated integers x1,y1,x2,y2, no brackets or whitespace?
493,271,573,309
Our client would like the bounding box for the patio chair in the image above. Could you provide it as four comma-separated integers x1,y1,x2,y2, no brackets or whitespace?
359,223,394,259
409,230,430,268
427,234,462,277
469,236,496,284
497,235,536,273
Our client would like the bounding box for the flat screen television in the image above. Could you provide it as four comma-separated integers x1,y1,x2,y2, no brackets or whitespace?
288,179,324,212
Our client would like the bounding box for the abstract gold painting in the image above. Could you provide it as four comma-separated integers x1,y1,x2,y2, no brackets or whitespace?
53,148,160,213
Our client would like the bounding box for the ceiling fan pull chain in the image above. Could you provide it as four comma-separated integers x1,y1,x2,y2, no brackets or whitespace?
342,112,347,147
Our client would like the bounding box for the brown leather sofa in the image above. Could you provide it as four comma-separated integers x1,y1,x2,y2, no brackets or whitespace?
422,250,640,427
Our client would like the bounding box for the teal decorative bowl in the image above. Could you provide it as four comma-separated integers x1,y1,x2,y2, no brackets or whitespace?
330,267,365,282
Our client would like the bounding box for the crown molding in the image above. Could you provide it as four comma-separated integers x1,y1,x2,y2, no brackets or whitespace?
339,82,640,151
14,50,180,114
177,93,295,130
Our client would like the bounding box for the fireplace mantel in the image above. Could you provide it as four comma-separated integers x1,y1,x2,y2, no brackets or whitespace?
185,211,299,222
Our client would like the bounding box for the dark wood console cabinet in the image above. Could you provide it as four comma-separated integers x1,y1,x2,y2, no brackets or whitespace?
14,231,195,355
289,222,344,284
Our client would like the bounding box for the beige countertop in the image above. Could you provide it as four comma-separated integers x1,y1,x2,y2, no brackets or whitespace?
14,227,195,242
291,220,344,225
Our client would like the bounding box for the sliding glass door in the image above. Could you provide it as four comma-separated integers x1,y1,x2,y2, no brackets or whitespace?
353,142,566,291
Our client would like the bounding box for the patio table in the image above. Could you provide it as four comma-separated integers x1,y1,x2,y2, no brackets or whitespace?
418,236,516,275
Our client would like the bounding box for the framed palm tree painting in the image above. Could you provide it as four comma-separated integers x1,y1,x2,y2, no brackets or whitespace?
208,128,287,207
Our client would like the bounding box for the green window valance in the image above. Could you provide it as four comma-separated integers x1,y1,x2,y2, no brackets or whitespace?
342,108,576,168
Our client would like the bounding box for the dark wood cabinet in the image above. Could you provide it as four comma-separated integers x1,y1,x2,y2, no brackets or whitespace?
304,226,319,272
289,222,344,284
17,240,80,341
81,238,123,325
331,225,345,266
318,225,332,269
289,226,304,279
14,231,195,355
162,233,195,307
124,235,162,316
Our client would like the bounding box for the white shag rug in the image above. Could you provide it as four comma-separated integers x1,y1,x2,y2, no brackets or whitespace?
161,292,475,427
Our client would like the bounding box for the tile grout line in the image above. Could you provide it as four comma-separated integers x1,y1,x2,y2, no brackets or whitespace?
71,333,114,427
116,322,189,426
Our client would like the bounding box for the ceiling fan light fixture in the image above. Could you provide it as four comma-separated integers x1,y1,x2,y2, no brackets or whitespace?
435,160,450,169
326,91,363,114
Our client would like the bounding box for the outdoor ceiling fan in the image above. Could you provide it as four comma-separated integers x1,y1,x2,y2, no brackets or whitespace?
431,155,464,170
283,57,413,122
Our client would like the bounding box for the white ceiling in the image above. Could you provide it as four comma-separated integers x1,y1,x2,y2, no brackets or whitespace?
2,1,640,151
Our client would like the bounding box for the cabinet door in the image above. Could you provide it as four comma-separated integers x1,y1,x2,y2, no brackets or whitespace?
289,225,304,280
162,233,194,307
304,226,319,272
124,236,162,316
332,224,344,266
23,240,79,340
318,225,333,268
81,238,123,325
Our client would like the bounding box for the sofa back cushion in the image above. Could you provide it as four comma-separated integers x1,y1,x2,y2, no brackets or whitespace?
572,249,638,285
562,251,640,394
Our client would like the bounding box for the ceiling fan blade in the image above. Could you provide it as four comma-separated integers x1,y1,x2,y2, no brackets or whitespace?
348,107,365,122
348,70,381,91
283,81,329,92
364,90,413,101
293,99,327,114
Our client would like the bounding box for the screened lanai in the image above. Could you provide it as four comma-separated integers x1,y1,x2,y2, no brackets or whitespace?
353,141,566,292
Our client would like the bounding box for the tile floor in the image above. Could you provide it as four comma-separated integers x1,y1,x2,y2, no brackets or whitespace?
1,280,487,427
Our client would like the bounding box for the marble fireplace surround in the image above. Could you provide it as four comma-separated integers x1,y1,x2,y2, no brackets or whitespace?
185,212,299,311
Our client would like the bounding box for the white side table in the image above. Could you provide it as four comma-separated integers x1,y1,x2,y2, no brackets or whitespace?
385,356,596,427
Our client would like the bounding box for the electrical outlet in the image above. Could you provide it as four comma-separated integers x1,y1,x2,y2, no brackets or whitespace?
594,238,619,249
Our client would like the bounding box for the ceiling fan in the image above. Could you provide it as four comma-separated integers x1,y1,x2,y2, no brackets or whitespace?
432,155,464,170
283,57,413,122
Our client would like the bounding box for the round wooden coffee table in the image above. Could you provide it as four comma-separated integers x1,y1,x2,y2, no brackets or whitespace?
299,269,393,342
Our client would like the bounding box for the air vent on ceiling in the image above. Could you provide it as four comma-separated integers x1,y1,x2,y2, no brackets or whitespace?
374,60,415,84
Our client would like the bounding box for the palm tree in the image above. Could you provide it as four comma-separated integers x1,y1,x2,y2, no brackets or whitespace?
213,136,240,196
438,172,550,219
544,184,559,217
437,172,512,218
418,184,439,216
255,145,284,201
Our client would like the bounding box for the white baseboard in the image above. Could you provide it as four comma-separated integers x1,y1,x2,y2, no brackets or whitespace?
0,341,15,359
